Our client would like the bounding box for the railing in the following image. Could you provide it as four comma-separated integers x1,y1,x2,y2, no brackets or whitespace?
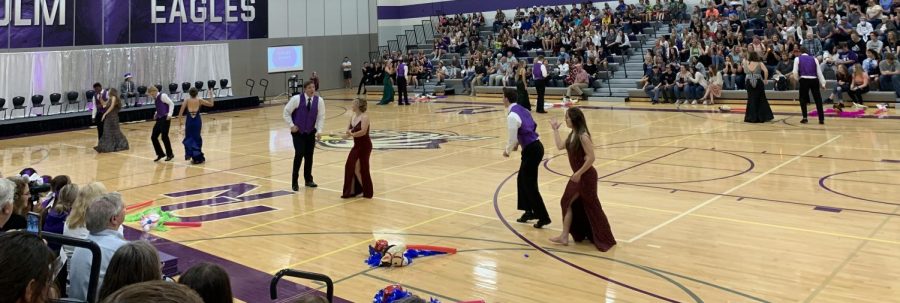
42,232,102,303
270,269,334,302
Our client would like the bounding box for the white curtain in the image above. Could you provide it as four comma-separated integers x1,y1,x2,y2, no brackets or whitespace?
0,44,232,119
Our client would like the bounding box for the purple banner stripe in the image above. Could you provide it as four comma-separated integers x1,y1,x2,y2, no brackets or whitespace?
813,206,843,213
123,227,352,303
378,0,615,20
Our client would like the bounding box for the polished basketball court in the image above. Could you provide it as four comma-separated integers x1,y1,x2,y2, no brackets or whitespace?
2,91,899,302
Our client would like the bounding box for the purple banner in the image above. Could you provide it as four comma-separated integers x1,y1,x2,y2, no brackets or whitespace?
0,0,268,49
10,0,41,48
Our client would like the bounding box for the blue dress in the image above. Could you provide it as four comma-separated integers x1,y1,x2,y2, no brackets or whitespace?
183,111,205,164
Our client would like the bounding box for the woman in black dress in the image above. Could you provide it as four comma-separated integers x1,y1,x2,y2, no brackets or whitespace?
514,60,531,111
94,88,130,153
743,52,774,123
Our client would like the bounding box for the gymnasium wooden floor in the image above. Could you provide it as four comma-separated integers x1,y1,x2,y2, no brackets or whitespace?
2,90,899,302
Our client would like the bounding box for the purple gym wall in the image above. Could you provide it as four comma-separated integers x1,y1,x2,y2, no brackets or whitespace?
0,0,268,49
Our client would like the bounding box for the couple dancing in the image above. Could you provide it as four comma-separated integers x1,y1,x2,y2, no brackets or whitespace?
743,47,827,124
501,90,616,252
283,82,373,198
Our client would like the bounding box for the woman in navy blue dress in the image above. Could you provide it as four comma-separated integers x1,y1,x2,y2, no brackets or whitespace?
179,88,214,164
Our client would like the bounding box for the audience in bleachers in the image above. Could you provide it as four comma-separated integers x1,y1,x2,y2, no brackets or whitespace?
425,0,898,105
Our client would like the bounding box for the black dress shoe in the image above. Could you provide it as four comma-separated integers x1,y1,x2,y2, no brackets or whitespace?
292,184,299,191
154,156,164,162
516,212,535,223
305,182,318,188
533,219,551,229
536,110,548,114
800,118,808,124
165,156,174,162
819,121,824,125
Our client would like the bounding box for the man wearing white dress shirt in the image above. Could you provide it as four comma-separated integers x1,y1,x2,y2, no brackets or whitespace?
283,81,326,191
502,89,550,228
148,86,175,162
68,193,128,302
532,56,549,113
792,47,828,124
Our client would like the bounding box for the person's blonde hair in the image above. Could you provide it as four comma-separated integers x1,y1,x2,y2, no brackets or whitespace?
67,182,107,229
147,86,159,93
53,184,79,214
354,98,368,113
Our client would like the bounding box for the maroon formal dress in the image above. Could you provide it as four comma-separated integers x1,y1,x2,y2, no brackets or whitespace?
560,141,617,252
342,121,374,198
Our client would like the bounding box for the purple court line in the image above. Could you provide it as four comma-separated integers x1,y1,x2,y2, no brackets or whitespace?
492,173,684,303
122,227,352,303
883,159,900,163
819,170,900,206
598,148,688,179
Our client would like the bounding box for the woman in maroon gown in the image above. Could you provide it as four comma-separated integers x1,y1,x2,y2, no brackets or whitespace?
548,107,616,252
341,98,374,198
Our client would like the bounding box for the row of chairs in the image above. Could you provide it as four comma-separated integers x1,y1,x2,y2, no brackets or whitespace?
0,79,231,120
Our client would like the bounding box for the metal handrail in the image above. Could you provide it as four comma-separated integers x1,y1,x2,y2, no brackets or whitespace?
269,269,334,302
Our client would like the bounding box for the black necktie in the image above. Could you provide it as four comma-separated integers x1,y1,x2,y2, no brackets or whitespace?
307,98,312,111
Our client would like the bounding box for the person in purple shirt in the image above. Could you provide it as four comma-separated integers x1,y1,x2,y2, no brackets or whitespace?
91,83,108,141
502,89,550,228
792,47,828,124
148,86,175,162
283,81,326,191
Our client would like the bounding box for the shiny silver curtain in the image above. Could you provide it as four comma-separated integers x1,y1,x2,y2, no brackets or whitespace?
0,44,232,118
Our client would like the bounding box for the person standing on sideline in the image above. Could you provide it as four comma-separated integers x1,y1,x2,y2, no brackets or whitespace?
357,62,373,95
310,72,321,92
120,73,137,107
532,56,549,113
502,90,550,228
148,86,175,162
342,57,353,89
793,47,828,124
91,83,108,141
283,81,326,191
396,58,410,105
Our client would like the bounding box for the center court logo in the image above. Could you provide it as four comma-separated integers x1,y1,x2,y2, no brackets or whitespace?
319,130,492,150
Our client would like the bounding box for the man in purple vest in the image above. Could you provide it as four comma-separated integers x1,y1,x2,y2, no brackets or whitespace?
283,81,326,191
502,89,550,228
148,86,175,162
397,58,410,105
91,83,108,141
792,47,827,124
533,56,549,113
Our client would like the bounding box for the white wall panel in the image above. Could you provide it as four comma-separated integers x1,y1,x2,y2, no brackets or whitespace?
341,0,359,35
287,0,307,38
357,0,370,34
268,0,289,38
369,0,378,34
307,0,326,37
324,0,343,36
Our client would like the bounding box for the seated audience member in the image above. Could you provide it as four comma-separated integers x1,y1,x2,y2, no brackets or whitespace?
63,182,109,260
179,262,234,303
0,179,16,228
98,241,162,301
1,176,30,231
100,281,203,303
69,193,129,301
0,231,58,303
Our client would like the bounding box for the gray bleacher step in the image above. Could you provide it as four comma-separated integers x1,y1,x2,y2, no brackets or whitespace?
585,96,627,102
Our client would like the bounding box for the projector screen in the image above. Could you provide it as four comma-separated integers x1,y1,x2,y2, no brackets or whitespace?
267,45,304,73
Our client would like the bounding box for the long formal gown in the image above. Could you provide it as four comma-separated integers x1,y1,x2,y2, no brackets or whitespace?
744,64,774,123
379,71,394,104
342,120,374,198
94,105,130,153
560,141,616,252
182,111,206,164
516,78,532,111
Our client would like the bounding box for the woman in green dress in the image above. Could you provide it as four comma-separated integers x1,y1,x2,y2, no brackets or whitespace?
378,59,395,105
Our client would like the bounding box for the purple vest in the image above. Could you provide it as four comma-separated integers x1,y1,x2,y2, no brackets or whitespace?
532,62,545,80
798,54,817,77
95,89,108,113
397,63,406,76
154,94,169,119
292,94,319,133
510,104,539,147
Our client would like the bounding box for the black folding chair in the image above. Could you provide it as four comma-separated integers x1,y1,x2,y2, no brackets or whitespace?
259,78,269,102
246,78,256,97
269,269,333,302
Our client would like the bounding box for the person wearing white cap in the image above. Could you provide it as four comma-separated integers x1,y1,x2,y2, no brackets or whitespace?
120,73,136,108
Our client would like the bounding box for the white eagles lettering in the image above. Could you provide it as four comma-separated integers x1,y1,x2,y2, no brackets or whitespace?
151,0,255,24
